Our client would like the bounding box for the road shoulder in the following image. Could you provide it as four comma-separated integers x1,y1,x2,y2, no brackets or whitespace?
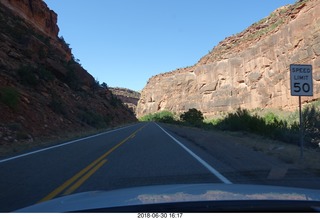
160,123,320,189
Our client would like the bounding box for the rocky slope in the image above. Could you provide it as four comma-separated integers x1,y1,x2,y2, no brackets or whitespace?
136,0,320,118
1,0,59,38
0,0,136,153
109,87,140,114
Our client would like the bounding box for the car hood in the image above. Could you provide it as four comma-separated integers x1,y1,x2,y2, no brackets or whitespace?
16,183,320,212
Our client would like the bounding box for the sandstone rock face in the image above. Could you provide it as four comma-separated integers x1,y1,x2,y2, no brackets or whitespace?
0,0,59,38
136,0,320,118
0,0,72,64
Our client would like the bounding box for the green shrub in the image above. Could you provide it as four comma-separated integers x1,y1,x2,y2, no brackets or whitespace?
139,114,153,122
302,104,320,147
138,104,320,148
180,108,204,125
59,36,70,48
216,108,263,132
263,112,279,125
49,92,66,115
65,70,80,91
8,122,23,131
17,65,54,86
110,94,123,107
77,107,109,129
39,67,55,82
214,107,318,147
101,82,108,89
91,78,101,94
0,87,19,109
139,111,175,123
155,111,176,123
16,131,30,140
17,66,39,86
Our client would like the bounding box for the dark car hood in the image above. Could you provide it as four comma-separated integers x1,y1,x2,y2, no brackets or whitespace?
16,183,320,212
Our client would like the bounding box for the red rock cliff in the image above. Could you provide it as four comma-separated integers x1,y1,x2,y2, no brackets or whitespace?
136,0,320,118
0,0,137,154
0,0,59,38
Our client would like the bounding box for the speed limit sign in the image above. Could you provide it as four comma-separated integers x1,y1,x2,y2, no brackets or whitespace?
290,64,313,159
290,64,313,96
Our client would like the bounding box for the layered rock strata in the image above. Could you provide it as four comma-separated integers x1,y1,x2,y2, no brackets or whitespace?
136,0,320,118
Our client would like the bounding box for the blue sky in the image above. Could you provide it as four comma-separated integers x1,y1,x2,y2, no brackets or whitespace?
44,0,296,91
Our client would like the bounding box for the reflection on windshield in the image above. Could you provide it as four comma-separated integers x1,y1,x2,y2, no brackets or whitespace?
136,190,312,204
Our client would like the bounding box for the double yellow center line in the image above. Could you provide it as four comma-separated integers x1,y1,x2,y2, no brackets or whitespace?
39,125,145,203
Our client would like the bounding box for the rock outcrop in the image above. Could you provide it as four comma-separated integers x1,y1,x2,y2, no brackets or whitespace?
1,0,59,38
0,0,136,154
136,0,320,118
109,87,141,114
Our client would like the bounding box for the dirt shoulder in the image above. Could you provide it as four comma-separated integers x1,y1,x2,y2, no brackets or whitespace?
161,123,320,188
162,123,320,169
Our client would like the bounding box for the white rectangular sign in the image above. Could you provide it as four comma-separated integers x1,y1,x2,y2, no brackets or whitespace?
290,64,313,96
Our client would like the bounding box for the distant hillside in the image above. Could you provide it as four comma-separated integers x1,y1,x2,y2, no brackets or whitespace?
109,87,141,114
0,0,137,155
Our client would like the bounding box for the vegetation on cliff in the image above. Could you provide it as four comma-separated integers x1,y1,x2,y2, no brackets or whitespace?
0,1,137,156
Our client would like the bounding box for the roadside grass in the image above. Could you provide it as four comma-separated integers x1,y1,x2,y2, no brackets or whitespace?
139,102,320,168
208,107,302,146
224,130,320,169
140,103,320,148
164,122,320,170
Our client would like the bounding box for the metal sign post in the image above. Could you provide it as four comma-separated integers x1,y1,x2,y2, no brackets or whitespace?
290,64,313,159
298,95,303,159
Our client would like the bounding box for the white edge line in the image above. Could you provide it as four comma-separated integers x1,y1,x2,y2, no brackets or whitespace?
0,123,138,163
155,122,232,184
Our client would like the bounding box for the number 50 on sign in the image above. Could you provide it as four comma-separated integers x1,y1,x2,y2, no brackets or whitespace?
290,64,313,96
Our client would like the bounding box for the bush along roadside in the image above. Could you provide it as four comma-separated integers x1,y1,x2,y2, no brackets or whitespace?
139,105,320,149
139,110,176,123
213,108,300,145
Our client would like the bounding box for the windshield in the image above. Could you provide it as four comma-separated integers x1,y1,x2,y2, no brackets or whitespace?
1,0,320,215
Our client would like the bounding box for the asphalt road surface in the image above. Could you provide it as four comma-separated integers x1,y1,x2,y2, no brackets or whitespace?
0,122,319,212
0,122,227,212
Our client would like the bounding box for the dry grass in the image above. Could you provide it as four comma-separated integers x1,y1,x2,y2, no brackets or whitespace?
224,131,320,170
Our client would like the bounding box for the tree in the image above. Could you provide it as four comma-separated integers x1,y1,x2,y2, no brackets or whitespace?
180,108,204,125
90,78,100,94
101,82,108,89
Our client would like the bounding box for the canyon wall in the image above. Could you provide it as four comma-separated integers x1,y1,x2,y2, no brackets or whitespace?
136,0,320,118
0,0,136,152
1,0,59,38
109,87,141,114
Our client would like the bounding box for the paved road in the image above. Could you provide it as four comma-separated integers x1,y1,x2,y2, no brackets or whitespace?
2,122,320,212
0,122,229,212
